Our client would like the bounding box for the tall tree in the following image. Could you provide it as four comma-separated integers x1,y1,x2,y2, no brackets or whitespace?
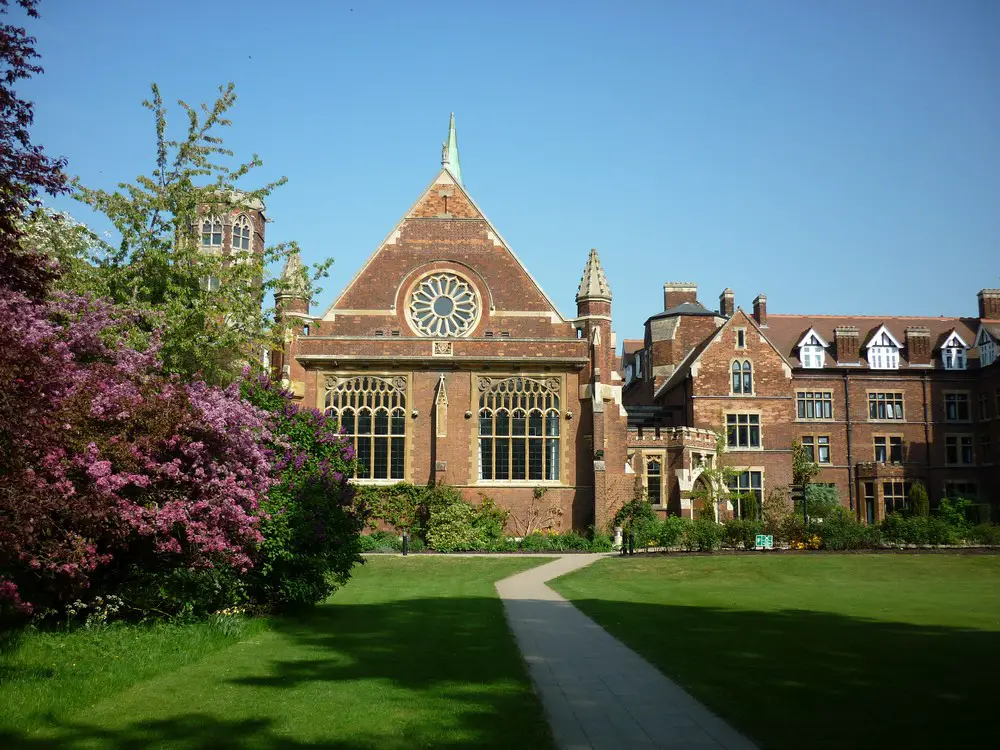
74,83,329,385
0,0,68,299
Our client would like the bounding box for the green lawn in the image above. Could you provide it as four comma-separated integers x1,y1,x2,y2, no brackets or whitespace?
1,557,555,749
550,553,1000,750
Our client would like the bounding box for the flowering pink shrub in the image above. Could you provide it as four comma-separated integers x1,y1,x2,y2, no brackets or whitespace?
0,286,274,620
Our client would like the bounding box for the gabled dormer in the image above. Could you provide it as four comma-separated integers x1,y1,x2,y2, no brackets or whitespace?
795,328,829,368
865,325,902,370
940,330,969,370
976,325,998,368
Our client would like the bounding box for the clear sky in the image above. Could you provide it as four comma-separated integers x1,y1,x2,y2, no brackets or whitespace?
21,0,1000,342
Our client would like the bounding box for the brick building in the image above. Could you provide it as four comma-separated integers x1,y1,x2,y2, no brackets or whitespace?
268,118,998,529
621,285,1000,523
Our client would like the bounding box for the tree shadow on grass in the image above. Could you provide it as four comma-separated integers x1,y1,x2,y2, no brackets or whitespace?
565,598,1000,750
0,595,554,749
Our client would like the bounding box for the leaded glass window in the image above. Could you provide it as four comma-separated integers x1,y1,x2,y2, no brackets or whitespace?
232,214,252,252
478,377,560,481
324,375,406,480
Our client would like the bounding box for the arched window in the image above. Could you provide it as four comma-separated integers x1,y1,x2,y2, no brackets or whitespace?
324,375,406,480
201,217,223,249
478,376,560,481
732,360,753,394
232,214,252,252
645,456,662,505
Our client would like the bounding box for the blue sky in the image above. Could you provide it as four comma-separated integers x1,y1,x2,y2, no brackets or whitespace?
22,0,1000,341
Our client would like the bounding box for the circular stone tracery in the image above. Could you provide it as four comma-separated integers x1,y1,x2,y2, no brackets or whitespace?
408,273,479,337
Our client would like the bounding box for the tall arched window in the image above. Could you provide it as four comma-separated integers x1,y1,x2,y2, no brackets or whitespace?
232,214,252,252
324,375,406,480
732,360,753,394
478,377,560,481
201,217,223,249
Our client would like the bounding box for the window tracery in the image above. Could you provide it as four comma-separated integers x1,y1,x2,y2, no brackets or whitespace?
478,377,560,482
324,375,406,480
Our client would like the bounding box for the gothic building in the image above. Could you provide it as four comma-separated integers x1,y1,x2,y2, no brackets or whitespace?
267,117,999,528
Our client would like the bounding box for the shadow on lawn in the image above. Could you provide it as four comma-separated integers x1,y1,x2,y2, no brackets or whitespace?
0,595,553,750
4,595,996,749
565,598,1000,750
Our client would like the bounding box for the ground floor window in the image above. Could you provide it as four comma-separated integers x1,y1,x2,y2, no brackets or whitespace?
324,375,407,480
943,481,978,501
643,454,663,504
728,470,763,518
478,376,560,481
883,480,910,515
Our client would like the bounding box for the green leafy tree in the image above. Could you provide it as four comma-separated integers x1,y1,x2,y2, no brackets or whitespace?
72,83,330,384
792,440,820,519
689,432,739,521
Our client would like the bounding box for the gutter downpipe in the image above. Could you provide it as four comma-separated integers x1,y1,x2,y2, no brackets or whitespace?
844,370,854,511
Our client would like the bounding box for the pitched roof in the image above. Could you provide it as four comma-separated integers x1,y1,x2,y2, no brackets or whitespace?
618,338,643,372
765,314,981,368
576,248,611,301
647,301,717,321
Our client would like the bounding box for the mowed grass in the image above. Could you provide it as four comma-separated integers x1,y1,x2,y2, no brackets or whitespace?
551,554,1000,750
1,557,555,749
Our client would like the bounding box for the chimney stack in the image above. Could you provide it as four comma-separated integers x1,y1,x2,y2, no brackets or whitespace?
752,294,767,327
905,326,931,365
663,282,698,311
978,289,1000,319
834,326,860,363
719,288,735,317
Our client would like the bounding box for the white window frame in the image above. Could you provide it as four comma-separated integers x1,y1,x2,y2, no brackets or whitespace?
231,213,253,253
796,328,828,369
941,331,968,370
865,325,902,370
976,326,997,368
200,215,224,252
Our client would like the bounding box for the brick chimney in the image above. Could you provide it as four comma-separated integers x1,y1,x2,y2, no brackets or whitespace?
664,282,697,311
752,294,767,327
719,288,735,318
834,326,860,363
904,326,931,365
978,289,1000,319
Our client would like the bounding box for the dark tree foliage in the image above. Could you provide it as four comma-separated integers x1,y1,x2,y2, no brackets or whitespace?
0,0,67,299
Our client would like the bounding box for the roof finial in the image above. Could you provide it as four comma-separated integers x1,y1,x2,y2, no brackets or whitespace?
441,112,462,185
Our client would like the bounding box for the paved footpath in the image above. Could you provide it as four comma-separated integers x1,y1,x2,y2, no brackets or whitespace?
496,554,758,750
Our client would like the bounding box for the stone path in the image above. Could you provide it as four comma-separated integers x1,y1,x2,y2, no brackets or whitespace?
496,555,758,750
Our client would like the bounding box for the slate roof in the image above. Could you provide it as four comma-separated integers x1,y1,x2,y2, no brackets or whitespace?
765,314,982,368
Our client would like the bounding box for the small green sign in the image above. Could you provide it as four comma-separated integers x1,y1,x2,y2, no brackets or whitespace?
755,534,773,550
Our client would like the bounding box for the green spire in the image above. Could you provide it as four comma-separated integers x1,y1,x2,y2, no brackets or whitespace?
441,112,462,185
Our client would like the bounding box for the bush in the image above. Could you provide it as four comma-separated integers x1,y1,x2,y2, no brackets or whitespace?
612,497,657,534
722,518,764,550
426,502,486,552
518,533,555,552
797,485,841,519
967,524,1000,545
241,374,363,610
880,514,958,546
358,531,403,553
657,516,690,549
682,518,723,552
936,497,972,533
819,509,880,550
588,531,614,552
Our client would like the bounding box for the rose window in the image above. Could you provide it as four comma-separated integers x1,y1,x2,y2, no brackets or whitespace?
408,273,478,337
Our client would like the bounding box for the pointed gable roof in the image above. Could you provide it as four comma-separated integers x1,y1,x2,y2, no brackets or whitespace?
576,248,611,301
941,329,969,350
276,250,308,299
441,113,462,185
323,138,567,322
795,327,829,349
864,324,902,350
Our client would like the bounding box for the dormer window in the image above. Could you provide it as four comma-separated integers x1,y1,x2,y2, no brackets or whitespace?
625,364,634,383
635,353,643,378
941,331,968,370
796,328,829,369
976,326,997,368
866,326,901,370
